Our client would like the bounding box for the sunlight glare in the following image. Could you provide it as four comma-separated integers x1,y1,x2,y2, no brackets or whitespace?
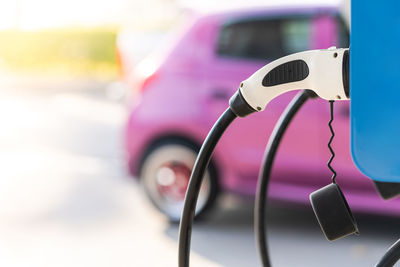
0,0,130,30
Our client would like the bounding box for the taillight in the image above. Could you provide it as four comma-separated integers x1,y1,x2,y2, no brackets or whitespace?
138,71,158,93
135,58,159,94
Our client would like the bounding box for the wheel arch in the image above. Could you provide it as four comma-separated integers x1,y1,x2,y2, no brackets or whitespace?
135,133,221,190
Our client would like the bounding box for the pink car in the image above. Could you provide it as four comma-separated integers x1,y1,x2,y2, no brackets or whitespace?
122,6,400,221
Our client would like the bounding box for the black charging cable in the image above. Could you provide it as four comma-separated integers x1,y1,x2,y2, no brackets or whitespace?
178,108,237,267
177,91,314,267
177,90,400,267
376,239,400,267
254,90,400,267
255,90,317,267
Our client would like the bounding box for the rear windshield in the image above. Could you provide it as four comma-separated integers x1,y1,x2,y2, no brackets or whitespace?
217,15,349,62
217,17,312,61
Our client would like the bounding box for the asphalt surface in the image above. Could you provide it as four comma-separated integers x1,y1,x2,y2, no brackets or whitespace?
0,74,399,267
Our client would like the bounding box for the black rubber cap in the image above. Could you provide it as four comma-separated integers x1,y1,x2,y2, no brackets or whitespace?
310,183,359,241
229,90,256,117
373,180,400,200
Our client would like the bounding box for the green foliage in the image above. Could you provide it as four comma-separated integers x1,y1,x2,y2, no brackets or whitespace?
0,28,118,77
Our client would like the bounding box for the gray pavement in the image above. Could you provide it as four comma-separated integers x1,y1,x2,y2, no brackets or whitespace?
0,74,398,267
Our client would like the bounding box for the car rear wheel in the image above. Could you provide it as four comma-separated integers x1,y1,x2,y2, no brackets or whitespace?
139,139,218,222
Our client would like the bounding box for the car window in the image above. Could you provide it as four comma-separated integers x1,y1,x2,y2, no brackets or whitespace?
216,17,311,61
336,16,349,47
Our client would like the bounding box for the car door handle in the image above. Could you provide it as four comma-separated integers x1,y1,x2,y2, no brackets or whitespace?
210,90,230,100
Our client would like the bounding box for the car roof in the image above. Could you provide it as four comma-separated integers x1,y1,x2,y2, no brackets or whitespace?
180,0,341,17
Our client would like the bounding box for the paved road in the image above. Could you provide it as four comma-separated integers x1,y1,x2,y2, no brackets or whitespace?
0,75,398,267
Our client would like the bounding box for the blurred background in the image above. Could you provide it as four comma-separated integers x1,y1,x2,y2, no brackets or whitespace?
0,0,399,266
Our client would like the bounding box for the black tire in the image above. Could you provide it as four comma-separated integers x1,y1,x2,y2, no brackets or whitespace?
139,138,219,222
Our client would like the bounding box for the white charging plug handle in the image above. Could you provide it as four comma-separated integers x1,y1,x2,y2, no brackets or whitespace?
238,48,349,112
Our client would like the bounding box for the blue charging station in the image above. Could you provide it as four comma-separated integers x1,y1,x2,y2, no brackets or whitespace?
351,0,400,182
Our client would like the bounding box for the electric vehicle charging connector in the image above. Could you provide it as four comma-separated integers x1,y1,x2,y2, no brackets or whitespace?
229,48,350,117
